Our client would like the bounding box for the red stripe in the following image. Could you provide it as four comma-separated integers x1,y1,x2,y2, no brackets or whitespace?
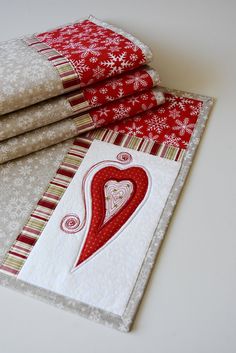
16,235,37,246
57,168,75,178
38,199,57,209
9,251,27,260
150,142,160,155
175,148,181,161
0,265,18,275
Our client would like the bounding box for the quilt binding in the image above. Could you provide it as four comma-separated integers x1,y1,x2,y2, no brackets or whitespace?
0,87,214,332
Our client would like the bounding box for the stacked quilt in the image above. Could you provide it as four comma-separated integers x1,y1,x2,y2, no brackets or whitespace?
0,16,213,331
0,16,165,163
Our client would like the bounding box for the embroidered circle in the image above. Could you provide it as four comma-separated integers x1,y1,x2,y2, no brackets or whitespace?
60,214,81,234
116,152,132,164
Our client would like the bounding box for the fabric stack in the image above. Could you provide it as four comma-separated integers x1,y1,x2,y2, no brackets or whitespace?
0,16,166,164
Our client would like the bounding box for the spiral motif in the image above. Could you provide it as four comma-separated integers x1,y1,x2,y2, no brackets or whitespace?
116,152,132,164
60,213,81,234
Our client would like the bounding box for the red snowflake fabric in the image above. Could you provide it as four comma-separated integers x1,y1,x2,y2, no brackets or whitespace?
88,89,164,127
37,18,149,87
82,67,157,108
108,93,203,149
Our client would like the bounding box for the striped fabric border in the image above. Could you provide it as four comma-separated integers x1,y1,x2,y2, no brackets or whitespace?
73,113,95,134
0,130,185,277
23,36,81,91
86,128,185,161
67,91,90,112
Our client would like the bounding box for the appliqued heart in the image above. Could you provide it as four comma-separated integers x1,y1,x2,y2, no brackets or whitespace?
74,165,149,269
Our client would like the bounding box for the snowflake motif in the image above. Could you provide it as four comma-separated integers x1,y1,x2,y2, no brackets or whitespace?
166,96,194,111
117,88,125,99
141,103,154,111
99,87,108,94
96,107,110,117
89,96,99,106
111,125,126,134
104,37,123,46
125,123,143,136
144,132,159,140
89,57,98,63
130,54,138,61
128,96,140,106
71,59,89,79
76,44,106,58
92,114,106,127
141,93,149,100
106,78,123,90
169,109,181,119
112,104,131,120
158,108,166,114
190,102,202,116
164,133,181,147
101,53,133,76
145,115,169,133
105,95,115,102
173,118,195,136
109,46,122,53
92,66,105,79
124,42,139,52
125,72,149,90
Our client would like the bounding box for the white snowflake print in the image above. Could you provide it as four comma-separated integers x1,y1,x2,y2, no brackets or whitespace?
144,132,159,140
145,115,169,134
106,78,123,90
190,102,202,116
166,95,194,111
140,93,149,100
104,36,123,46
141,103,154,111
72,59,89,79
173,118,195,136
113,104,131,120
101,53,133,76
76,44,105,58
158,107,166,114
126,123,143,136
128,96,140,106
111,125,126,134
130,54,138,61
97,107,110,117
89,57,98,63
125,72,149,90
117,88,125,99
92,114,105,127
89,96,99,106
92,66,105,79
99,87,108,94
169,108,181,119
164,133,181,147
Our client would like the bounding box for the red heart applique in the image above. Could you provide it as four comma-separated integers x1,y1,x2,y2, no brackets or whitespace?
74,165,149,268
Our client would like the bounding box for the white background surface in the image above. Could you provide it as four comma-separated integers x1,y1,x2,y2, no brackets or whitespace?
0,0,235,352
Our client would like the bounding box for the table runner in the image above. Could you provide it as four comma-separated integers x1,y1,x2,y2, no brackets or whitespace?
0,87,213,331
0,67,159,141
0,16,152,115
0,88,165,164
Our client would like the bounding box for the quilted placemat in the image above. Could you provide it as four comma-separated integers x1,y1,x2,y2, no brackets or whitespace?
0,88,213,331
